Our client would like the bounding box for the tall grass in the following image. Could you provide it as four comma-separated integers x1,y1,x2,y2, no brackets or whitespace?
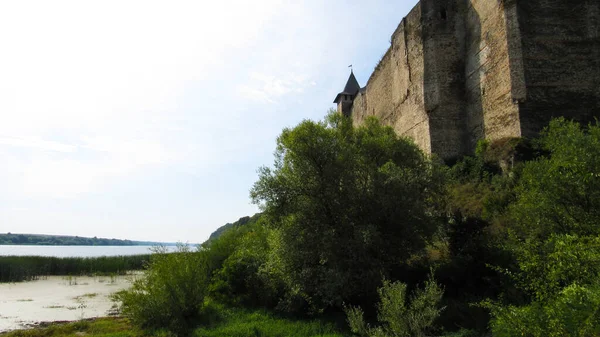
0,254,150,283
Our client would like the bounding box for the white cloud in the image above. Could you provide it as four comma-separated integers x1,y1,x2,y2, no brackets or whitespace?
237,72,313,104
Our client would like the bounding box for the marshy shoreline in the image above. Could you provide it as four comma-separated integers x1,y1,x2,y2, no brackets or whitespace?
0,274,138,333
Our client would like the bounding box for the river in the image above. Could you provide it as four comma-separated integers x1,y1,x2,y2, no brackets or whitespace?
0,245,183,257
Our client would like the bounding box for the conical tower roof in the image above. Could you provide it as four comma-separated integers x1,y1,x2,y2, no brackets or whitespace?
333,71,361,103
343,71,360,94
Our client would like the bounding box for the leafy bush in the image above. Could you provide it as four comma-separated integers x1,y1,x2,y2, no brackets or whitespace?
510,118,600,241
504,119,600,300
345,275,444,337
202,224,249,273
487,118,600,336
489,282,600,337
112,244,209,335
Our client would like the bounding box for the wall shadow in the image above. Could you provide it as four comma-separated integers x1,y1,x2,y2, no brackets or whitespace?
420,0,483,159
462,1,483,154
516,0,600,137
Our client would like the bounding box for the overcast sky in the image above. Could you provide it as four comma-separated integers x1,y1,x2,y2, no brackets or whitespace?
0,0,420,243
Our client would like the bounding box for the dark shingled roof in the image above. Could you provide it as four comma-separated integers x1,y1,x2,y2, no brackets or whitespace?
343,71,361,94
333,71,361,103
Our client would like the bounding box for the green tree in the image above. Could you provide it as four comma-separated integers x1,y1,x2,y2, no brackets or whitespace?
250,112,444,311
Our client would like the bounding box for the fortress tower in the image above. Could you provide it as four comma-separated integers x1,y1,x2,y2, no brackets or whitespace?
335,0,600,160
333,70,361,117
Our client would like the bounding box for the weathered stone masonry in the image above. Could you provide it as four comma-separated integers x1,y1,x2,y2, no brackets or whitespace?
334,0,600,160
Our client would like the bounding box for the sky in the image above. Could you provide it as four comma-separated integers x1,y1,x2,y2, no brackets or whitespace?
0,0,420,243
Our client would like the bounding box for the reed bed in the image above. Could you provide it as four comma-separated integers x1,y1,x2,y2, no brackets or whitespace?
0,254,150,283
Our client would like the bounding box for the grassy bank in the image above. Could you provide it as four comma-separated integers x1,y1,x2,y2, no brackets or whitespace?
0,318,139,337
0,308,349,337
0,255,150,283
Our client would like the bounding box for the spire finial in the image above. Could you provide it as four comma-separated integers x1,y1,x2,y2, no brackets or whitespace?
348,64,353,73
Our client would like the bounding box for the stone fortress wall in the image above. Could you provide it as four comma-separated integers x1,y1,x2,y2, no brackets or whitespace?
340,0,600,160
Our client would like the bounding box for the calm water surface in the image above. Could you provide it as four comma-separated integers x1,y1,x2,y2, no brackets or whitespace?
0,245,182,257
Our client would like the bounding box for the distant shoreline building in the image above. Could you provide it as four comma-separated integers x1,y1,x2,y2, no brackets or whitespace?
334,0,600,160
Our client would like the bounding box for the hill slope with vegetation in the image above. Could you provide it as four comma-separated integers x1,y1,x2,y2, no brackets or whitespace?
207,213,262,241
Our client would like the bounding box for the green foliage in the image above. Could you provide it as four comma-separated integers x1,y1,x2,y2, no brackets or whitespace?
437,138,523,332
489,282,600,337
0,255,149,283
479,137,533,167
202,223,252,274
251,112,445,311
113,245,210,336
345,275,444,337
505,118,600,299
447,138,521,221
486,233,600,334
193,306,347,337
510,118,600,240
209,219,282,308
512,234,600,301
440,329,479,337
487,118,600,336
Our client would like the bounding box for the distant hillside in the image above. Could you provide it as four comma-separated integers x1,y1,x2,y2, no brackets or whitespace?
0,233,176,246
207,213,262,242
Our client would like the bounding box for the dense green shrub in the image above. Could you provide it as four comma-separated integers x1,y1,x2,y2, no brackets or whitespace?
487,119,600,336
504,119,600,300
202,226,246,272
345,275,444,337
486,233,600,336
209,221,282,308
509,118,600,241
489,282,600,337
112,245,209,335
